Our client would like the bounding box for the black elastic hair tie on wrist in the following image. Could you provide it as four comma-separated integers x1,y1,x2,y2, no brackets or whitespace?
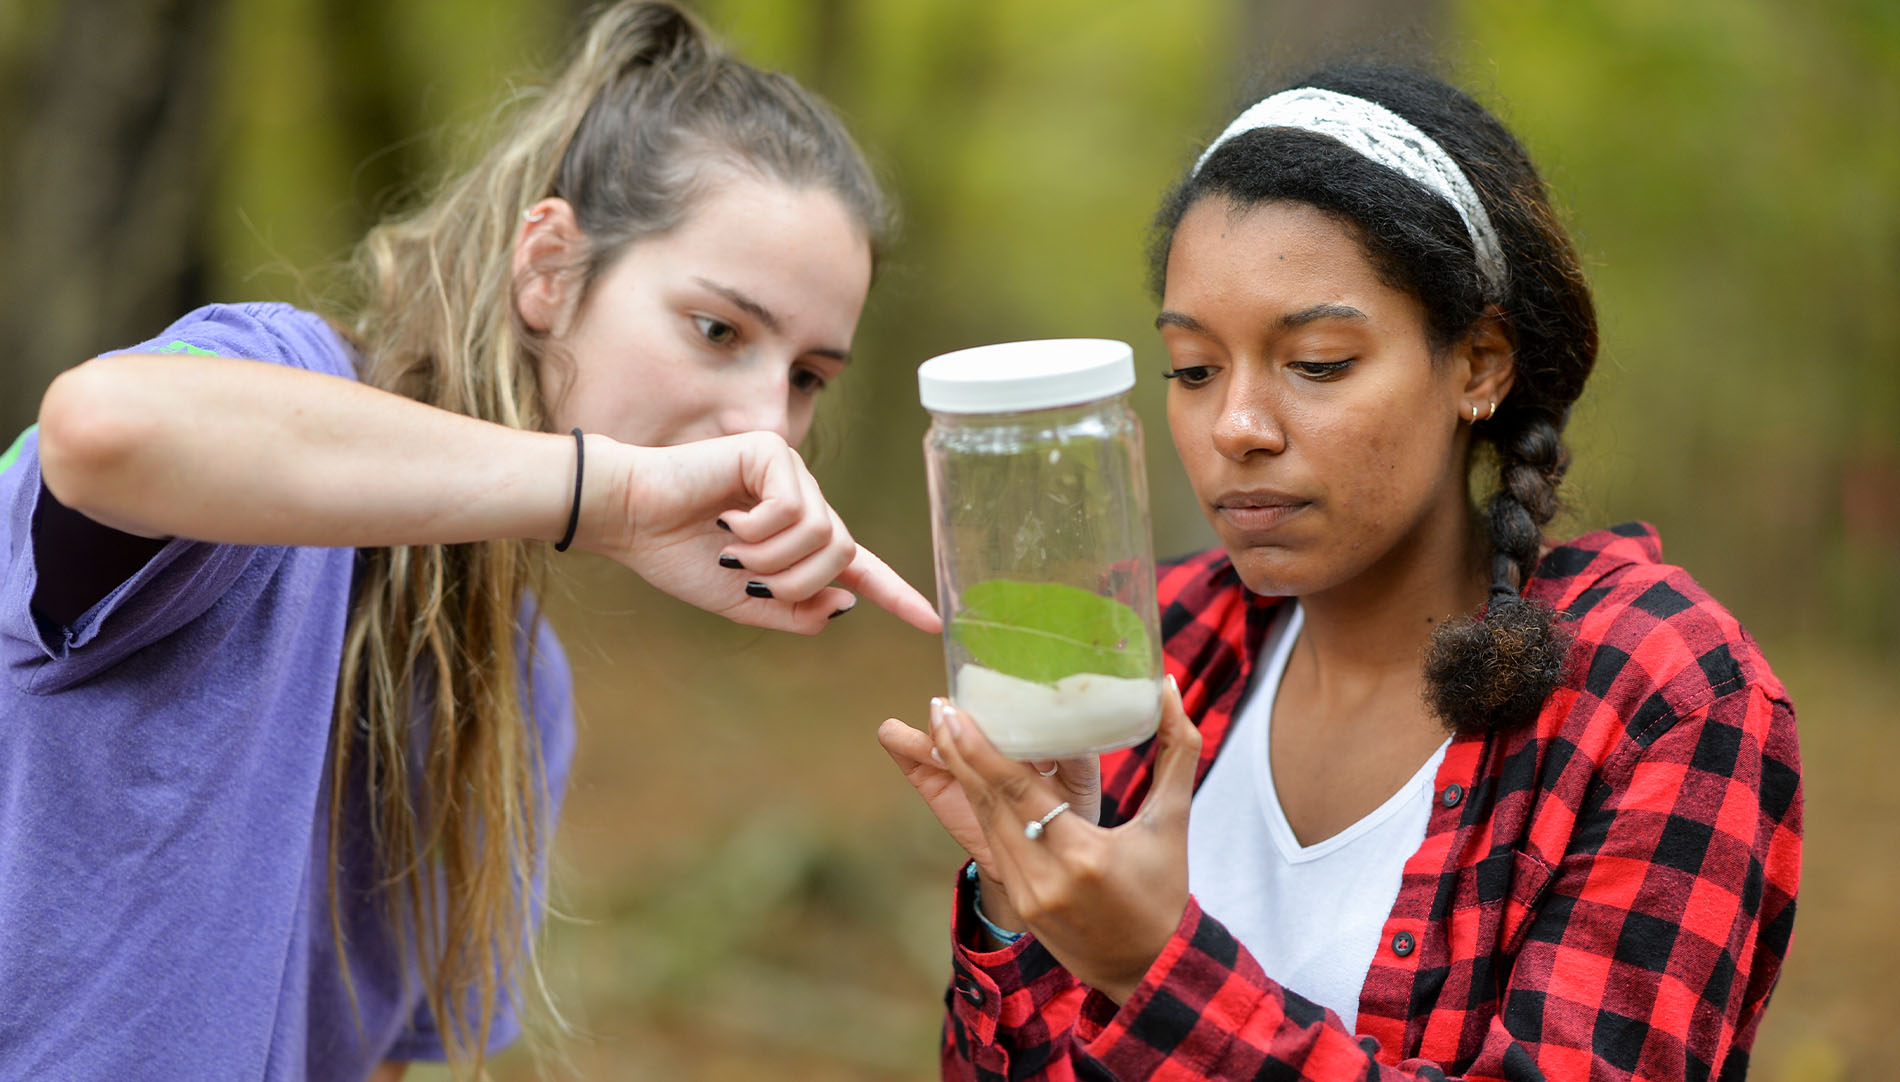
554,427,584,553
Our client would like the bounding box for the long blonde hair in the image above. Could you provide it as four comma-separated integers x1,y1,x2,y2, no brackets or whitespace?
331,2,888,1072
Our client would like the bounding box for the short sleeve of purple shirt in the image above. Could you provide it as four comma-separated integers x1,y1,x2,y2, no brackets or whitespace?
0,303,576,1080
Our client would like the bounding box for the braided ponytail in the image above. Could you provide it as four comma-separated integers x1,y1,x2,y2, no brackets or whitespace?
1422,410,1574,733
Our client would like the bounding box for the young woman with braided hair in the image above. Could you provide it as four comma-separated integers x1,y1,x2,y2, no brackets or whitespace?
881,64,1800,1081
0,3,939,1079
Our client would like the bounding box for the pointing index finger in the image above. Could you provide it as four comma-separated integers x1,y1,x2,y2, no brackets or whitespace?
835,544,942,633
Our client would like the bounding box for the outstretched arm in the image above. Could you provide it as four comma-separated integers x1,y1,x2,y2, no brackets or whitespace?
39,354,574,548
35,353,938,635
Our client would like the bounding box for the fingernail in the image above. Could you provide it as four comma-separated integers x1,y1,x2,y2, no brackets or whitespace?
1167,673,1179,695
938,701,962,739
930,747,945,765
718,554,744,570
929,697,944,729
716,518,731,532
745,581,773,599
828,603,855,619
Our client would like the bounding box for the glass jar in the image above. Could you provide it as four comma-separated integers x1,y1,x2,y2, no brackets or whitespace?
918,339,1163,760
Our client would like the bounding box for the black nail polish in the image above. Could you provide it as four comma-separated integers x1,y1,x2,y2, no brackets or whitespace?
716,518,731,532
828,604,855,620
745,581,773,599
718,554,744,570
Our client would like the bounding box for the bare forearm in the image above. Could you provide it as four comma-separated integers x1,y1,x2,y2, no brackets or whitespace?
37,354,577,548
33,352,943,635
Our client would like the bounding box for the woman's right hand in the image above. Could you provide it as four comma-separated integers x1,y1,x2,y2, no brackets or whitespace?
927,678,1197,1002
877,699,1102,879
581,430,941,635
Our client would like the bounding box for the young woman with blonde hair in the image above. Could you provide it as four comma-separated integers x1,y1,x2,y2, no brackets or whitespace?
0,2,935,1078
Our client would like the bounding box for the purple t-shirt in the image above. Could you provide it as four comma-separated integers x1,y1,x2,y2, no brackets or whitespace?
0,303,575,1080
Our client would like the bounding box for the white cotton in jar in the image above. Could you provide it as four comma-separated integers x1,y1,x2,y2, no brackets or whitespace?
953,663,1161,761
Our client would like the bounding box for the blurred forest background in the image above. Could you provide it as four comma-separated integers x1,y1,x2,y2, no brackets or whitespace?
2,0,1895,1079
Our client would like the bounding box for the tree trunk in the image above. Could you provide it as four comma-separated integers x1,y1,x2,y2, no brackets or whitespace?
0,0,229,438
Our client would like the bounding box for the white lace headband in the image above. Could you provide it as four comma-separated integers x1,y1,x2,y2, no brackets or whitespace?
1195,86,1508,296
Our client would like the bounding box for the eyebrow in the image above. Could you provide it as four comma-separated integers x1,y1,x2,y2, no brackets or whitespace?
1154,310,1212,335
1154,302,1370,335
694,276,850,363
1279,303,1369,329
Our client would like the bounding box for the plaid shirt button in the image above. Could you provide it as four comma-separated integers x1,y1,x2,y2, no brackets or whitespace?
955,974,984,1006
1441,783,1464,808
1391,931,1416,957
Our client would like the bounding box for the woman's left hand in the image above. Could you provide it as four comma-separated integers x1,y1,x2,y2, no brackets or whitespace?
931,676,1200,1004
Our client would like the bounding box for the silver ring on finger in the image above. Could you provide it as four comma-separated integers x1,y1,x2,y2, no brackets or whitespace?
1023,801,1071,840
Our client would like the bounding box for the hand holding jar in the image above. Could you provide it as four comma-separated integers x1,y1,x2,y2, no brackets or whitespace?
925,676,1199,1005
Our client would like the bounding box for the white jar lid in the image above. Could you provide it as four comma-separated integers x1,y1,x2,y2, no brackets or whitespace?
918,338,1135,414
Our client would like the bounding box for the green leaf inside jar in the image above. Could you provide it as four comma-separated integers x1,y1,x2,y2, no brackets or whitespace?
948,578,1153,685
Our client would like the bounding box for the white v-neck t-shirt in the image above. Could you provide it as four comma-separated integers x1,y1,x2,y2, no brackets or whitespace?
1186,604,1449,1033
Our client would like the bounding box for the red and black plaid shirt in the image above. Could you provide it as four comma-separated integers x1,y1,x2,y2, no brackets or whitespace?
942,523,1801,1082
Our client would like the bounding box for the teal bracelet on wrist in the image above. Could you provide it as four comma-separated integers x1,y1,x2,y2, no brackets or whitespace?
965,862,1025,946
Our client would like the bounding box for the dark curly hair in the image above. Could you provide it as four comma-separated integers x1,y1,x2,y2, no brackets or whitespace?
1149,64,1597,734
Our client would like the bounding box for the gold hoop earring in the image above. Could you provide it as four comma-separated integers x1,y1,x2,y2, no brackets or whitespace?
1485,400,1498,421
1469,403,1480,424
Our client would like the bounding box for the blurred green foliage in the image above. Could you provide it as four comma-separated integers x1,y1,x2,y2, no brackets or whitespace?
35,0,1888,651
3,1,1896,1079
1456,0,1900,651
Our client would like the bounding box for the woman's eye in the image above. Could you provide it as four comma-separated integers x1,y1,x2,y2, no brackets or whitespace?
791,367,829,395
1290,359,1353,381
692,314,738,346
1161,365,1214,388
